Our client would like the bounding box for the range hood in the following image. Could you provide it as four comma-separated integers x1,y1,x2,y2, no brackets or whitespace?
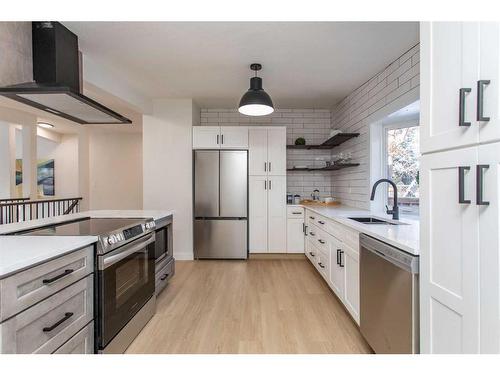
0,22,131,125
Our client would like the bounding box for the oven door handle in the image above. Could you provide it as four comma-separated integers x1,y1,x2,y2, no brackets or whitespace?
101,234,155,269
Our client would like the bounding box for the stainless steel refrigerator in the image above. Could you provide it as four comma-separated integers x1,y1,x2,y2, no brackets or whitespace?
194,150,248,259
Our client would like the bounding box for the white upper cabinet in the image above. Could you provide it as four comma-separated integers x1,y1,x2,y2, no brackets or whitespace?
248,127,286,176
420,147,480,353
193,126,220,149
421,22,480,154
479,23,500,144
220,126,248,149
267,128,287,176
249,128,268,175
193,126,248,149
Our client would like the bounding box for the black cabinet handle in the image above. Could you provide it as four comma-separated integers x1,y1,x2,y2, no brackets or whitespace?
318,262,325,269
459,88,472,127
476,164,490,206
304,225,308,236
458,166,471,204
42,269,74,284
217,134,219,144
269,162,272,172
269,180,272,190
264,180,267,190
221,134,224,144
477,80,491,121
264,162,267,172
339,251,345,268
43,312,73,332
318,220,325,225
309,216,315,220
318,239,325,244
309,232,315,236
336,249,341,265
309,252,315,257
160,274,169,281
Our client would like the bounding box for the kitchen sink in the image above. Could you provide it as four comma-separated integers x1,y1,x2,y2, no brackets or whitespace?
348,217,398,225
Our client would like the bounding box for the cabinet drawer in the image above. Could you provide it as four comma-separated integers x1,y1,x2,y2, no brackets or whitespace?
308,222,329,253
0,275,93,354
316,247,329,280
0,245,94,322
287,206,304,218
54,321,94,354
155,258,175,296
305,239,317,263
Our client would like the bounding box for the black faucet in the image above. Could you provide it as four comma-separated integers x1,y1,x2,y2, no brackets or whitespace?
370,179,399,220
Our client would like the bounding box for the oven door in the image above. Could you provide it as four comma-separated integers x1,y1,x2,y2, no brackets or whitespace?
97,232,155,349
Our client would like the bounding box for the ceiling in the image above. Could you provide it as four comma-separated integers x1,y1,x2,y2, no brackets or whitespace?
64,22,419,109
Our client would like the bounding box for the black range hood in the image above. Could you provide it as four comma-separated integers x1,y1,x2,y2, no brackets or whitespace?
0,22,131,125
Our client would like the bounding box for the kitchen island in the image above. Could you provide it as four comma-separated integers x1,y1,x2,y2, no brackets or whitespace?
0,210,173,354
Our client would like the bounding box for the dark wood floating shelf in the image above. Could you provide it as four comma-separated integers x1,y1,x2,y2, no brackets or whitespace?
287,132,360,150
287,163,360,172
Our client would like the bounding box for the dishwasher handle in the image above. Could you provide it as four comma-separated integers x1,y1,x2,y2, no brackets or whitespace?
360,234,419,274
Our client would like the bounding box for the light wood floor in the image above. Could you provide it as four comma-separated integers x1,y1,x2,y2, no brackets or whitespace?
126,258,372,354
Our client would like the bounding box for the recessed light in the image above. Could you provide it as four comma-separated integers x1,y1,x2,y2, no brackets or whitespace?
38,122,54,129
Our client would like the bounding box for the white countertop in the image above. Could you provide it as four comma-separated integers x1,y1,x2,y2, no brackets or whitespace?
0,236,97,279
0,210,174,279
294,204,419,255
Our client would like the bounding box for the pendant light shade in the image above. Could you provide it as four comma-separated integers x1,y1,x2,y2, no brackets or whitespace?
238,64,274,116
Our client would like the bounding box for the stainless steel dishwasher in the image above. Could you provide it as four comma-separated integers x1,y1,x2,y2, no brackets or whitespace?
359,233,419,354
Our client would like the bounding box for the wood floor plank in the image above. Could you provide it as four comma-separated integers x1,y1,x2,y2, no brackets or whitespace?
126,259,373,354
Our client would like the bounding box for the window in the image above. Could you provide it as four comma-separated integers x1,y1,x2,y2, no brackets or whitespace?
384,123,420,215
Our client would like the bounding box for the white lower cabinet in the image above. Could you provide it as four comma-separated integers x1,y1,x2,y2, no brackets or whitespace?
305,210,360,325
249,175,286,253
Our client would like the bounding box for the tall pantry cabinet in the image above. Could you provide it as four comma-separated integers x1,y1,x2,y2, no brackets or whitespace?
420,22,500,353
248,127,287,253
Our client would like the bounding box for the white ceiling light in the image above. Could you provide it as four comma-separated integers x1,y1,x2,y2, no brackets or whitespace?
38,122,54,129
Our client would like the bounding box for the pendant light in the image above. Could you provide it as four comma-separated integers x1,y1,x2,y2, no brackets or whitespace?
238,63,274,116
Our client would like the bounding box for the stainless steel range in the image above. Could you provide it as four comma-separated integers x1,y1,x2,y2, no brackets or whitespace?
19,217,158,353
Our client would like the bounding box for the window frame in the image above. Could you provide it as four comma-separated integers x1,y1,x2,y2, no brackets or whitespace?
382,119,420,216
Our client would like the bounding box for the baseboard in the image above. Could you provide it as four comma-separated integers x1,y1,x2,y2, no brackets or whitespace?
249,253,306,260
173,251,194,260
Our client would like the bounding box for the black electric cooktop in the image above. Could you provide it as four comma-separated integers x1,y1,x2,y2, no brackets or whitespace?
18,217,145,236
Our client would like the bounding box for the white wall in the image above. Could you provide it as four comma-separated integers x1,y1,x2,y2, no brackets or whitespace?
89,132,143,210
143,99,197,260
0,122,11,198
330,43,420,209
51,134,79,198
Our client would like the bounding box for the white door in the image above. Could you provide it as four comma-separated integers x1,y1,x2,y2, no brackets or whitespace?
328,235,345,300
479,23,500,144
267,176,287,252
249,176,268,253
220,126,249,149
478,142,500,353
420,147,479,353
248,128,268,175
193,126,220,149
287,219,304,253
267,128,287,176
420,22,480,154
343,244,360,325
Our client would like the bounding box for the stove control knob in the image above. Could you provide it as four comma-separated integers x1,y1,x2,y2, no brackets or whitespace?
108,235,119,245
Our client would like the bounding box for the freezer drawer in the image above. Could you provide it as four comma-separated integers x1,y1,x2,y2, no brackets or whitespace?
194,219,248,259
